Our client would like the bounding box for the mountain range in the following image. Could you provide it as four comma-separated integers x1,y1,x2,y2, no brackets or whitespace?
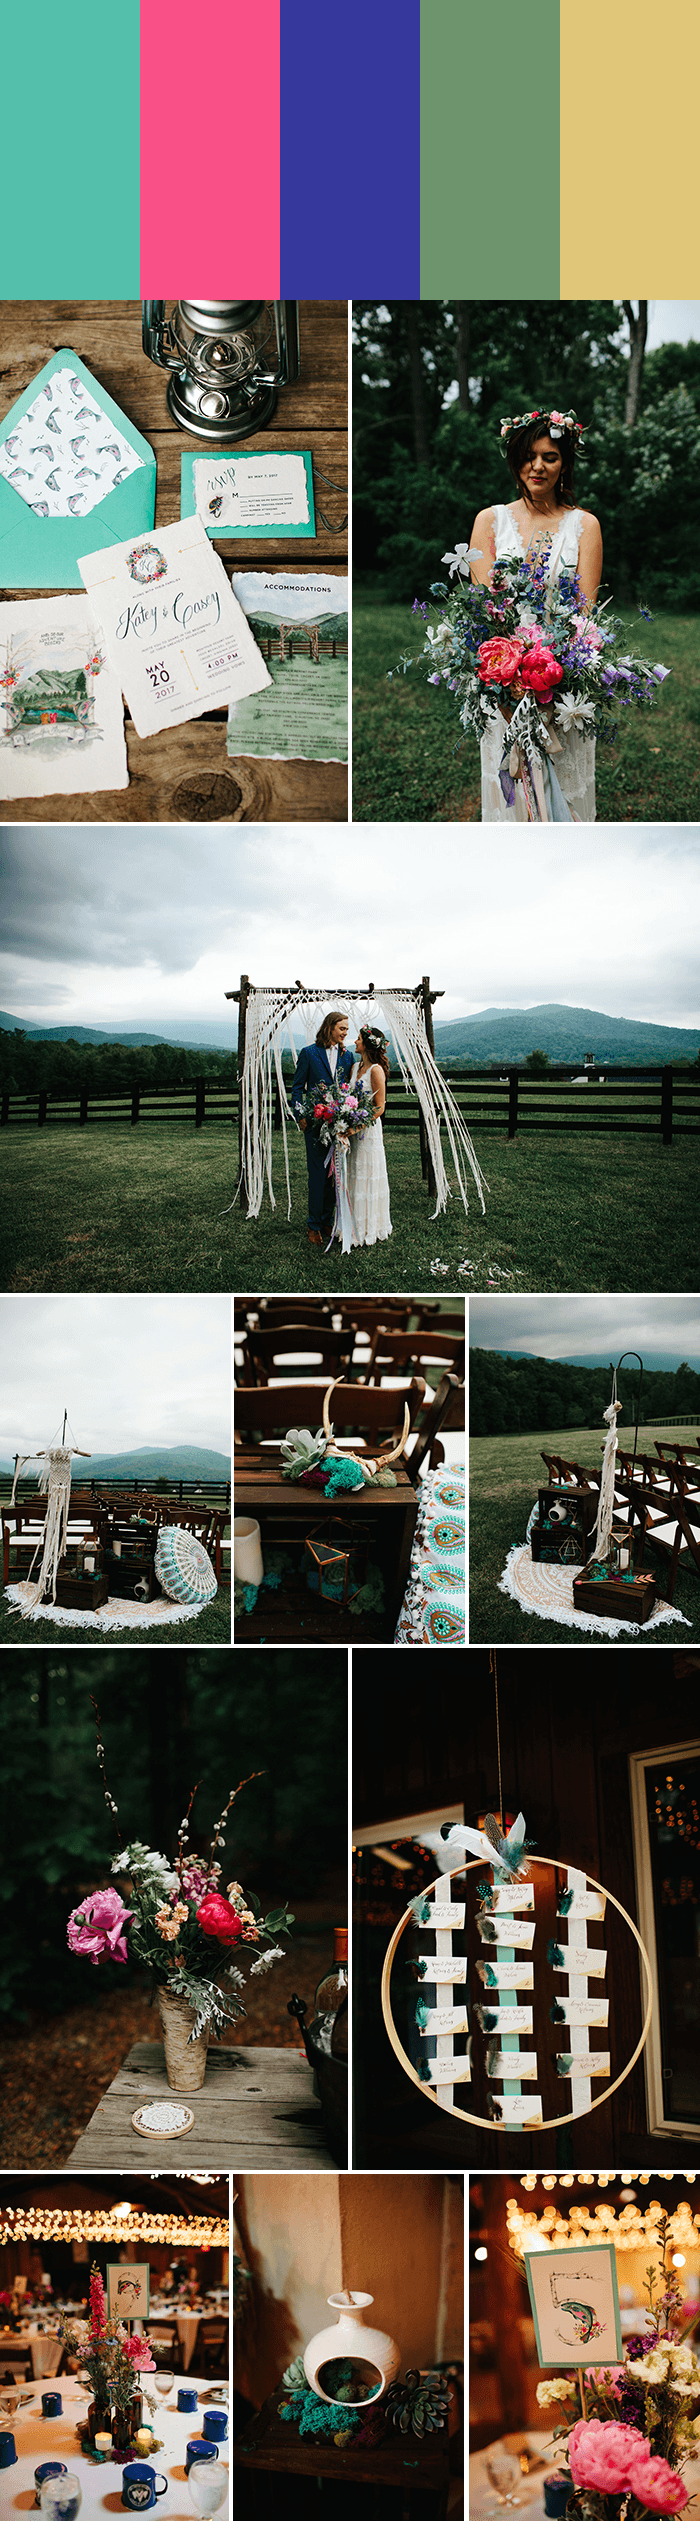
2,1003,699,1065
474,1348,700,1375
0,1444,230,1481
0,1013,235,1050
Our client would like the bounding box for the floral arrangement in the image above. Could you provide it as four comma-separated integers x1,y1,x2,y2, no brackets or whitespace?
389,544,669,821
297,1078,378,1150
278,1423,397,1497
61,2264,157,2418
66,1703,293,2041
499,408,585,446
535,2228,700,2518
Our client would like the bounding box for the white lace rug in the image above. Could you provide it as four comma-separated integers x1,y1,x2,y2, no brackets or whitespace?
498,1543,690,1639
4,1584,209,1632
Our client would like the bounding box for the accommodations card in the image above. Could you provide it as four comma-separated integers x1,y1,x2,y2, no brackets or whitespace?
227,572,348,763
0,594,127,798
190,450,314,536
78,516,270,739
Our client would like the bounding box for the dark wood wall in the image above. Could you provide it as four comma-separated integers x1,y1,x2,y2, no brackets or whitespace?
352,1649,700,2169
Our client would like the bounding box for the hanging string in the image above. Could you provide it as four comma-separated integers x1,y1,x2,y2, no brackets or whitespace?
491,1649,504,1830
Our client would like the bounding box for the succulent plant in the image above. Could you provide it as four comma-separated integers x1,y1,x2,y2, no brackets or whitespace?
385,2369,450,2437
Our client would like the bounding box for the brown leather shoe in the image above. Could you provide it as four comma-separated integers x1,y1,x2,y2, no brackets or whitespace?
308,1229,323,1247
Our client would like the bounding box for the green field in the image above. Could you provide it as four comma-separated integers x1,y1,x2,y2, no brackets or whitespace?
1,1112,697,1295
353,596,700,822
469,1421,700,1645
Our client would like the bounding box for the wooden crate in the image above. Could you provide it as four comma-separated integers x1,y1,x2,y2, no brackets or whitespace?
573,1570,657,1623
103,1552,160,1602
531,1487,598,1564
54,1573,110,1610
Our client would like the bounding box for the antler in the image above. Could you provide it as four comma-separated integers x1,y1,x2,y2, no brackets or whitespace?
321,1380,410,1473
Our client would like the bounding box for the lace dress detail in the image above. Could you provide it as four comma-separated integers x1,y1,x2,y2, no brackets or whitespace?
347,1070,392,1247
479,503,596,822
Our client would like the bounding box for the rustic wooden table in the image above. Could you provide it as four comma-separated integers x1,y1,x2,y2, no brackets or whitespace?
231,2385,451,2511
0,300,348,822
66,2038,338,2168
233,1454,419,1640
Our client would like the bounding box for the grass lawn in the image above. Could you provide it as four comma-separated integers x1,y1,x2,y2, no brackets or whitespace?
1,1113,697,1294
353,592,700,822
0,1586,230,1646
469,1420,700,1645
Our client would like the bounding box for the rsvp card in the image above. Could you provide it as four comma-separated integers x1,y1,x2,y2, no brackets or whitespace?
186,449,315,539
78,516,271,738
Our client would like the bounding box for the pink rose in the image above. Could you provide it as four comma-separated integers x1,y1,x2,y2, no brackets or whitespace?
629,2458,689,2515
569,2419,650,2494
197,1891,244,1944
67,1887,133,1967
519,642,564,699
476,634,526,686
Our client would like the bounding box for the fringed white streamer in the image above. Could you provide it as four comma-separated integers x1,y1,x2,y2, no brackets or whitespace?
234,986,489,1222
11,1446,73,1608
593,1381,623,1559
4,1585,207,1631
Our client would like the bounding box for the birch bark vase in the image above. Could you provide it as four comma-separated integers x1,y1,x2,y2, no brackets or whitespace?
156,1988,210,2090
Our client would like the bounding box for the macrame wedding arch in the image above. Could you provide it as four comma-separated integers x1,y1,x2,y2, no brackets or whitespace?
226,974,488,1221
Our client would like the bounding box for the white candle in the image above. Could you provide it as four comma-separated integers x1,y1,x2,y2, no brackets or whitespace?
94,2433,112,2452
134,2430,153,2452
232,1517,263,1586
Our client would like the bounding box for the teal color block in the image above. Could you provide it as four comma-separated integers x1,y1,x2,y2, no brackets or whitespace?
420,0,560,299
2,1,139,295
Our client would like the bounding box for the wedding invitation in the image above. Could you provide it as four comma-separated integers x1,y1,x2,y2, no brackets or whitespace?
0,595,127,798
79,517,271,738
226,572,348,763
182,449,315,539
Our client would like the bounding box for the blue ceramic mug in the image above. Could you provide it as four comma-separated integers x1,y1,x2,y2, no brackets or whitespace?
0,2434,17,2469
121,2463,168,2510
42,2392,63,2418
178,2389,198,2413
185,2440,218,2476
202,2412,227,2441
35,2462,67,2506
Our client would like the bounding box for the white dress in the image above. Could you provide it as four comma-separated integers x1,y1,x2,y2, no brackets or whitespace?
480,503,596,823
347,1068,392,1247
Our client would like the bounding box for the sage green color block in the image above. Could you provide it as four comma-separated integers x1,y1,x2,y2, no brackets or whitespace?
420,0,560,299
2,4,139,295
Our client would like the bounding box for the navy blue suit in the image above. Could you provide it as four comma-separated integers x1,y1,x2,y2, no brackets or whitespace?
291,1041,355,1231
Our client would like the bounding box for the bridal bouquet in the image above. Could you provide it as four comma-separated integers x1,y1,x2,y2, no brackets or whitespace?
67,1715,293,2041
390,545,670,820
535,2237,699,2518
297,1077,379,1251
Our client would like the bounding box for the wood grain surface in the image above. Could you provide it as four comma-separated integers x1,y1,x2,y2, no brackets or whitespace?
0,301,348,823
66,2039,338,2168
230,2385,450,2500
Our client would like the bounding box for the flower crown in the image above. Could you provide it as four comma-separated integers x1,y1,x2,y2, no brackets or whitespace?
360,1024,388,1050
499,407,584,447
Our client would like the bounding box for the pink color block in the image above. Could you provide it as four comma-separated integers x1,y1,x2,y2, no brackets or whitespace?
140,0,280,297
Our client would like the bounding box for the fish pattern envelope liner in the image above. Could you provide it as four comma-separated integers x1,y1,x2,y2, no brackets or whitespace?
78,516,271,739
0,350,155,589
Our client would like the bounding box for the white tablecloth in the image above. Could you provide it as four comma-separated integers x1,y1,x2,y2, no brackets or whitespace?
146,2315,201,2375
0,2327,62,2378
0,2373,228,2514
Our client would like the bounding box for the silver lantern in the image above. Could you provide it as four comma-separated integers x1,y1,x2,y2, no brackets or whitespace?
141,300,301,442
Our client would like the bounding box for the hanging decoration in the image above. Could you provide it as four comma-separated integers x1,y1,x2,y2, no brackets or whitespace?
0,2206,229,2246
230,982,488,1221
593,1369,623,1559
380,1656,654,2132
10,1412,91,1611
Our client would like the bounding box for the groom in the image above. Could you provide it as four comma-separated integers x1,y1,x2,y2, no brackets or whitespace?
291,1010,354,1247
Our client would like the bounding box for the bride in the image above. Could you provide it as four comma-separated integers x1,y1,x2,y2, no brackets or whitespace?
470,407,602,822
346,1024,392,1247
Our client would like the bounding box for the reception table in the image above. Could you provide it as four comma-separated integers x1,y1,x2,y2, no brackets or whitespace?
146,2315,203,2375
0,2373,228,2517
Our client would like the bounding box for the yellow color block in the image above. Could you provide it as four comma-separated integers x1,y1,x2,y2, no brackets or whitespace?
560,0,700,295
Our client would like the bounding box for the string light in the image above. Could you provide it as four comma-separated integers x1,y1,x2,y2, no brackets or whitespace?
0,2210,228,2247
506,2186,700,2260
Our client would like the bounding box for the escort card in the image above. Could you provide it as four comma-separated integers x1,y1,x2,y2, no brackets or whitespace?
418,2005,470,2035
476,1961,534,1989
553,1948,608,1978
557,1889,606,1919
479,1917,535,1948
475,2004,533,2033
424,2056,472,2085
558,2053,611,2077
420,1956,467,1984
486,2050,539,2079
482,1884,535,1912
79,516,271,738
554,1997,609,2026
493,2093,543,2126
420,1903,466,1929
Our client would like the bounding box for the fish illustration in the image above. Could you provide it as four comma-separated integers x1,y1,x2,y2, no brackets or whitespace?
68,495,86,514
73,407,96,423
70,437,87,456
113,468,130,483
45,413,62,435
73,467,99,482
558,2299,603,2344
30,501,50,516
7,466,31,484
4,433,20,455
97,442,123,460
42,383,53,399
67,375,84,395
208,495,223,517
44,471,62,492
29,444,55,460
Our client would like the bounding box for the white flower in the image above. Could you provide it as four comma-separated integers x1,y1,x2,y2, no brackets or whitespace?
442,542,475,579
112,1844,179,1891
536,2378,576,2407
553,693,597,736
249,1944,285,1976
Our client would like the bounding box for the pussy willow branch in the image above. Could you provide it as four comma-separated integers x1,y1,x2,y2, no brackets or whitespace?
209,1771,266,1863
90,1696,123,1847
176,1781,203,1885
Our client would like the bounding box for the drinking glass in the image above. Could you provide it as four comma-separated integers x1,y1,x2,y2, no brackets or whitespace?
485,2448,523,2509
188,2464,229,2517
40,2474,82,2521
153,2370,174,2403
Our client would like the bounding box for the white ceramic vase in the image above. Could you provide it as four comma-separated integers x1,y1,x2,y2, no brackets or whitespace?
304,2292,400,2405
232,1517,264,1587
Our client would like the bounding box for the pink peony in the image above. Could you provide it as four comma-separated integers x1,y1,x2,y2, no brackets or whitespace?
476,634,526,686
629,2458,689,2514
569,2419,650,2493
519,642,564,699
197,1891,244,1944
67,1887,133,1967
313,1102,327,1117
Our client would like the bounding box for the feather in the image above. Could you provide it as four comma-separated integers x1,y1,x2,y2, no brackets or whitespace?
547,1940,566,1968
550,2002,566,2023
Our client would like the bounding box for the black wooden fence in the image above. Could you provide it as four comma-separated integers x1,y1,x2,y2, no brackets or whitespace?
2,1067,699,1144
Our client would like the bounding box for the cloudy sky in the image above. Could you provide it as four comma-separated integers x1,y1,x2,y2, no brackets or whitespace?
0,1295,231,1460
469,1295,700,1367
1,826,699,1035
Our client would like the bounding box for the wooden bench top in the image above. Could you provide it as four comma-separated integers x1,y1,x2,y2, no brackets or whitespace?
230,2384,450,2498
67,2039,338,2169
234,1456,418,1513
0,300,347,826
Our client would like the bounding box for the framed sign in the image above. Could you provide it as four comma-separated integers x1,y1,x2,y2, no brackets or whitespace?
525,2244,622,2367
106,2263,150,2321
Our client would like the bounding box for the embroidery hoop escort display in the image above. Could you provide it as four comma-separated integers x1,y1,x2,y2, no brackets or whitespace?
380,1850,653,2130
